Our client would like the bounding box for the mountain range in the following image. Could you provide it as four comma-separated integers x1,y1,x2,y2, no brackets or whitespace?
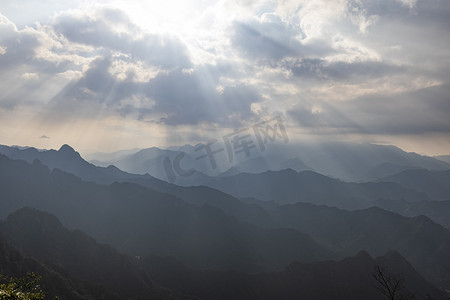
377,169,450,200
203,169,432,208
82,141,450,183
1,143,450,298
142,250,446,300
0,154,336,272
0,207,182,299
1,207,447,299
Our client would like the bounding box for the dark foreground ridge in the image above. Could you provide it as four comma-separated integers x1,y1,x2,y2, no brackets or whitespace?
1,207,447,299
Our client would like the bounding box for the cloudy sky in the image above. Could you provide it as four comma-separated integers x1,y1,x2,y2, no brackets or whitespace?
1,0,449,155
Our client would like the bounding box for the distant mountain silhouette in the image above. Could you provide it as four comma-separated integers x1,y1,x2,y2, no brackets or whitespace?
2,143,449,232
435,155,450,165
0,231,122,299
204,169,431,209
86,141,450,182
0,144,212,186
0,154,335,272
218,155,313,177
378,169,450,200
0,144,133,185
87,146,213,185
364,162,421,181
373,198,450,229
142,250,446,300
2,145,450,292
0,144,444,210
284,142,450,181
0,144,283,227
2,207,446,299
249,201,450,288
0,207,181,299
279,156,313,172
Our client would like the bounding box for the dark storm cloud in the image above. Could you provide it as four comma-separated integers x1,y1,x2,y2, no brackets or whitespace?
231,14,333,61
344,0,450,70
288,84,450,135
2,0,450,140
145,68,261,126
353,0,450,29
53,56,143,106
0,15,40,70
0,13,70,111
0,13,78,92
232,21,298,60
53,8,191,69
52,56,261,126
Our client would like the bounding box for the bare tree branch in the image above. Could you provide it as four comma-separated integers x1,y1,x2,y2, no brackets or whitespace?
372,265,415,300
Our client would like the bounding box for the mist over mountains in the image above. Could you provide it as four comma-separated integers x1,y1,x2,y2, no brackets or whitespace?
84,142,450,183
0,142,449,299
2,0,450,298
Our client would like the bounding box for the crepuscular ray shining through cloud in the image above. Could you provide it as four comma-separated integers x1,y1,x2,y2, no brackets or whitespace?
0,0,449,155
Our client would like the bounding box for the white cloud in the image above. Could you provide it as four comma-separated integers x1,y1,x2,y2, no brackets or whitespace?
0,0,450,153
21,72,40,80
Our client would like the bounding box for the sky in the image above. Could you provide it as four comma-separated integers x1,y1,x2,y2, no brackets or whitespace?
0,0,450,155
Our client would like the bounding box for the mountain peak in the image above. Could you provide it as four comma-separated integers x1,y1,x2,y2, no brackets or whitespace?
354,250,372,260
57,144,83,162
59,144,76,153
6,206,63,232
